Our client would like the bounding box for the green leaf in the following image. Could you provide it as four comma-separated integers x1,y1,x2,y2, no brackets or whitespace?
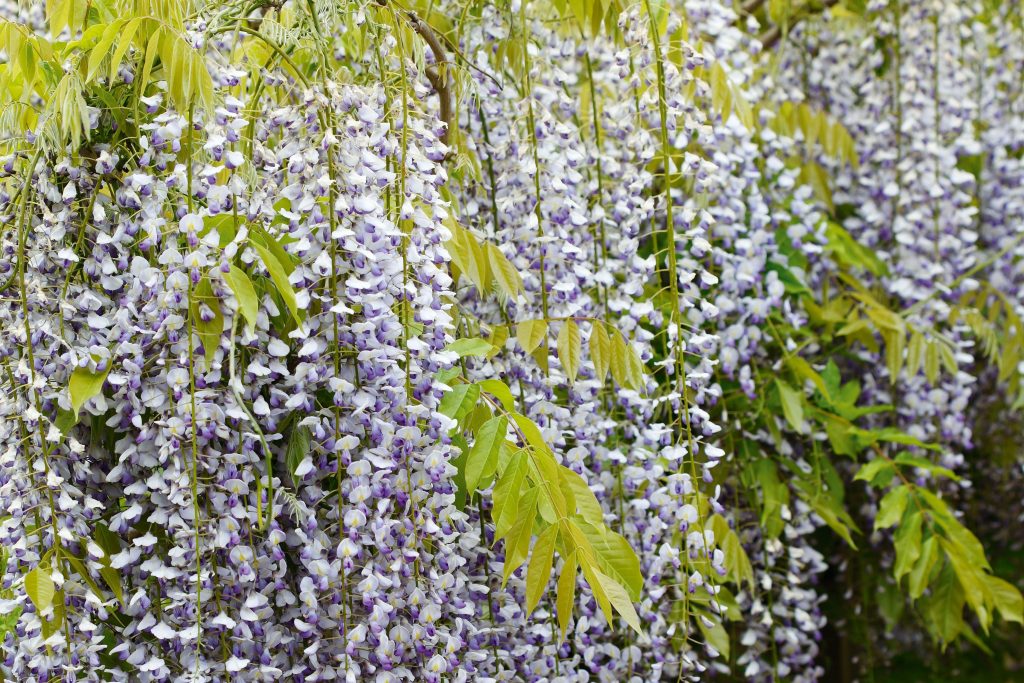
202,214,239,248
557,319,582,383
191,275,224,368
941,537,992,631
524,444,569,522
485,325,508,358
875,486,910,531
766,261,811,296
909,535,940,599
450,434,470,510
893,510,923,583
752,459,789,538
925,340,940,384
69,363,111,418
922,561,965,646
478,379,515,412
825,221,889,276
593,568,643,634
446,337,495,358
893,452,959,481
24,567,55,613
285,425,312,487
807,495,858,548
511,412,553,456
711,515,755,588
252,241,302,324
525,523,557,614
224,265,259,334
854,458,895,487
590,322,611,383
907,330,924,377
871,428,941,451
435,366,461,385
100,566,124,605
439,383,480,421
927,501,990,571
517,319,547,354
775,378,805,432
786,355,827,395
465,230,490,294
696,613,730,659
139,26,162,100
821,359,842,400
61,551,104,603
465,416,507,493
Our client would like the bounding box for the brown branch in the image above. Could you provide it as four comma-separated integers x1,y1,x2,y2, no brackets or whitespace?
738,0,766,20
406,10,453,147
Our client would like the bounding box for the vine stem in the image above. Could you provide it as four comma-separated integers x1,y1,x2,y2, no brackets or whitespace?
391,10,425,584
519,2,550,324
185,103,205,677
905,230,1024,316
642,0,725,656
13,147,76,669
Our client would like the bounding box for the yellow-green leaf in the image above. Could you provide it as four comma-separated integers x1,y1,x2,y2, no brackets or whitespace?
87,19,125,81
487,242,523,300
985,575,1024,625
576,520,642,600
224,265,259,334
525,523,558,614
502,486,538,586
894,510,923,583
252,241,301,323
909,535,939,599
466,416,507,493
563,468,604,525
69,363,112,418
775,378,805,432
610,330,644,390
517,319,547,354
697,613,730,659
590,322,611,382
875,486,910,531
557,319,581,383
593,568,643,634
447,337,495,358
25,567,55,613
493,450,528,541
556,549,578,639
109,17,144,83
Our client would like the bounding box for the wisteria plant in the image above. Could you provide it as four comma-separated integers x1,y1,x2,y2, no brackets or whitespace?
0,0,1022,681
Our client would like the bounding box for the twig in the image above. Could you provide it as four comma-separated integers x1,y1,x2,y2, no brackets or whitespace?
738,0,766,20
406,10,453,146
